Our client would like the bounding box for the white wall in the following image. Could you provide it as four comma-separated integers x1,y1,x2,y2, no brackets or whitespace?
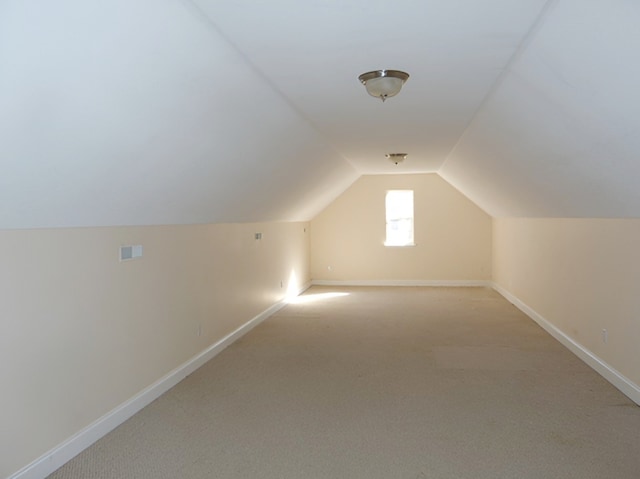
310,174,492,282
10,205,640,477
0,222,309,478
492,218,640,396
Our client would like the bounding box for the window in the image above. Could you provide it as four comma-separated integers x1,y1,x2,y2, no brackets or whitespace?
385,190,414,246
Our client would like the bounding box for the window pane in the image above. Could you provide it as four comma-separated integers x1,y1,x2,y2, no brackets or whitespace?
385,190,414,246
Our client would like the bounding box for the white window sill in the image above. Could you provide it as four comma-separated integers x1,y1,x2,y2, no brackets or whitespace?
384,243,416,247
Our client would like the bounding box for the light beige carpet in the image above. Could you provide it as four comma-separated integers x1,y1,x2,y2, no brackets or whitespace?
48,286,640,478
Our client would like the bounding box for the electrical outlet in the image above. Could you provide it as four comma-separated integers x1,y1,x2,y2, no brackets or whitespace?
602,329,608,344
197,324,202,337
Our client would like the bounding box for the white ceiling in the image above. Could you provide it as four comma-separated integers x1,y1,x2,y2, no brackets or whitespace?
1,0,639,228
197,0,548,174
441,0,640,217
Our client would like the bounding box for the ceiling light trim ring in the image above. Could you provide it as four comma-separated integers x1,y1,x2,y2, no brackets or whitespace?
358,69,410,84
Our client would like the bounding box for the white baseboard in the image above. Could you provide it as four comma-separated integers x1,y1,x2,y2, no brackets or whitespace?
491,282,640,406
311,279,491,287
8,283,310,479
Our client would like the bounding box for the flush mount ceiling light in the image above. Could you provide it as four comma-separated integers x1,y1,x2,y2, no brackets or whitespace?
386,153,407,165
358,70,410,102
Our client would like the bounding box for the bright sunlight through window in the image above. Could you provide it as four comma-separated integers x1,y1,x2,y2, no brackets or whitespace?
287,292,350,304
385,190,414,246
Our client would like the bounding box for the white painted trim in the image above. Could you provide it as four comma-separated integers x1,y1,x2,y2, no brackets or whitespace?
8,283,310,479
491,282,640,406
311,279,492,287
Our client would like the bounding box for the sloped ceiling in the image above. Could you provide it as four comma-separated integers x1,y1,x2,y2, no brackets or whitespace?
0,0,358,228
440,0,640,217
1,0,639,228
